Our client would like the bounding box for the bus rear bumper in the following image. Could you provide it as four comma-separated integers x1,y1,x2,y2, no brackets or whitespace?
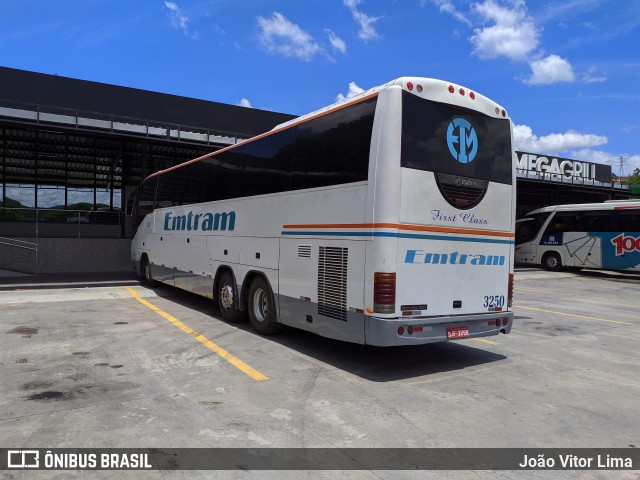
365,311,513,347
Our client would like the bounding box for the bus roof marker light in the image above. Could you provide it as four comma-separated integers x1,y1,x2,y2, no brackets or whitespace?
407,82,414,91
501,109,507,117
416,84,423,93
459,88,465,96
448,85,455,93
495,107,500,115
469,91,475,100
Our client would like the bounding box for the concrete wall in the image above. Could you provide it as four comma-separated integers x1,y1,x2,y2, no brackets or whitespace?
0,238,132,274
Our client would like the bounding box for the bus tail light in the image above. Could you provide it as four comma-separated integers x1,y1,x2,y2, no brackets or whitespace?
508,273,514,308
374,272,396,314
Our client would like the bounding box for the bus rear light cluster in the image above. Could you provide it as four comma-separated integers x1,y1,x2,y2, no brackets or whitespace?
374,272,396,314
397,326,425,336
488,318,510,326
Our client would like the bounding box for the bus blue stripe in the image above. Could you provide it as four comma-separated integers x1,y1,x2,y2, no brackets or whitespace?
281,231,515,244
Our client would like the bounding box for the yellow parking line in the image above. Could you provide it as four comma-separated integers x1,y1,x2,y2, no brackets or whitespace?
124,286,268,381
472,338,499,345
516,305,633,326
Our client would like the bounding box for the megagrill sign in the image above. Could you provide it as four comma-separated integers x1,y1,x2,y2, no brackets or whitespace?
516,151,611,183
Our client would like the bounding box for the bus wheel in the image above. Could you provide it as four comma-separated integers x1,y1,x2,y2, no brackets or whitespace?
542,252,562,271
248,277,283,335
218,271,245,323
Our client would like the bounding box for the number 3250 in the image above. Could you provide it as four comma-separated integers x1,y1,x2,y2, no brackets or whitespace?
483,295,505,308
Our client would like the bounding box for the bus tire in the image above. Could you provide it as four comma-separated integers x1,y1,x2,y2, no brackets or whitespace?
248,277,283,335
217,271,245,323
141,255,159,286
542,252,562,271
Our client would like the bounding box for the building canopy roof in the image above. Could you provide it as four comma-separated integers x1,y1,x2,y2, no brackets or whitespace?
0,66,295,137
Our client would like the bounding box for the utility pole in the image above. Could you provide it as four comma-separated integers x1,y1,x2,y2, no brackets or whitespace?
618,155,626,178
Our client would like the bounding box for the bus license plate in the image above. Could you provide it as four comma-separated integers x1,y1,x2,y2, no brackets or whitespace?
447,326,470,339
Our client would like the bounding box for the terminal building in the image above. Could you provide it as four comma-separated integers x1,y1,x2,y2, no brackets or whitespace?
0,67,633,274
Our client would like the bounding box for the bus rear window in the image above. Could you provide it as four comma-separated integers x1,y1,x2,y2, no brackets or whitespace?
401,91,512,185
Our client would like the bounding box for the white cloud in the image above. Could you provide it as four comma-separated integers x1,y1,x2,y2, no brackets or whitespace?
515,125,640,174
470,0,539,61
580,65,607,84
568,150,640,175
514,124,608,154
257,12,321,61
431,0,579,86
238,98,252,108
336,81,365,102
429,0,472,26
515,126,640,174
344,0,382,41
524,54,575,85
164,1,198,39
325,29,347,54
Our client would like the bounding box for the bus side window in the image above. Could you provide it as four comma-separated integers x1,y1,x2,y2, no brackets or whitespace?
543,212,581,235
236,127,296,198
583,212,614,232
291,97,376,191
616,211,640,232
201,151,241,202
516,220,535,244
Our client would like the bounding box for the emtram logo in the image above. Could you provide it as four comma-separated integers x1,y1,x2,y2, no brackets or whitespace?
446,117,478,164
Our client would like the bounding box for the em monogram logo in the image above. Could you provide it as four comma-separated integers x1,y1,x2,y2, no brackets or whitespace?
446,118,478,164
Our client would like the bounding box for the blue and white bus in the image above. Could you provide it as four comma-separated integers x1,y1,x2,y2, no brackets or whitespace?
131,77,516,346
515,200,640,271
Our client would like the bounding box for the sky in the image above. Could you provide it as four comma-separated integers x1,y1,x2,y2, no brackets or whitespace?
1,0,639,174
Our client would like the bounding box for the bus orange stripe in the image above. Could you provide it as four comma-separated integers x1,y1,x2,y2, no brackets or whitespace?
282,223,515,238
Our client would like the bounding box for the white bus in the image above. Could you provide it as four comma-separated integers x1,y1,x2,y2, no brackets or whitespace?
131,77,515,346
515,200,640,271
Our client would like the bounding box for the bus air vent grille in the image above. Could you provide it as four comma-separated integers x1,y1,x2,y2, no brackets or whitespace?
435,173,488,210
298,244,312,258
318,246,348,321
